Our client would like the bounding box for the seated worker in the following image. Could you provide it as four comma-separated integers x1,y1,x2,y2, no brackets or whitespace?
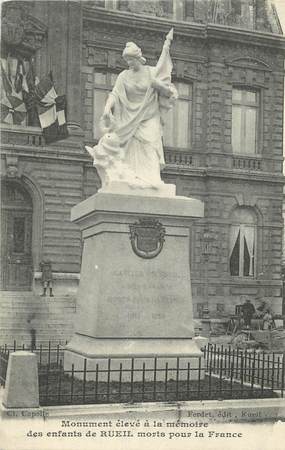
255,299,275,330
256,299,271,318
263,309,274,330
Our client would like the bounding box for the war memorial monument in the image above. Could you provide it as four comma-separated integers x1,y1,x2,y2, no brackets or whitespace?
64,29,204,379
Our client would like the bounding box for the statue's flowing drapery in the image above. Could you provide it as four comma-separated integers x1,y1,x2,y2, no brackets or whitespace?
109,30,175,186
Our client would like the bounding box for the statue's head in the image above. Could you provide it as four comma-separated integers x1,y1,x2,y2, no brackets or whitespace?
122,42,146,69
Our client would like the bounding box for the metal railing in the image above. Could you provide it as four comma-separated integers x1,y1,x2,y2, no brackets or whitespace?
0,340,66,387
0,342,284,406
205,344,284,394
38,345,284,406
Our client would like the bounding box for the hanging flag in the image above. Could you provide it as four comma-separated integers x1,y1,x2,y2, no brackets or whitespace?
34,72,57,103
6,56,18,89
21,61,41,126
14,59,30,93
1,93,27,125
55,95,68,139
0,59,27,125
33,72,68,144
154,28,178,125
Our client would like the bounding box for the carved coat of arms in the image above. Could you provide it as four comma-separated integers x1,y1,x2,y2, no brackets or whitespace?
129,218,165,259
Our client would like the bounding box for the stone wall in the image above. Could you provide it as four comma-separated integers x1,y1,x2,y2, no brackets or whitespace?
1,128,95,276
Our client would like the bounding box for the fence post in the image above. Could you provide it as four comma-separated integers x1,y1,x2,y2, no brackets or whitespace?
251,350,256,394
153,357,157,401
281,353,285,398
271,353,275,393
2,352,39,408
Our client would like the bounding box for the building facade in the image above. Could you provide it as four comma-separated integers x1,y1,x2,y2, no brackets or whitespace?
1,0,284,344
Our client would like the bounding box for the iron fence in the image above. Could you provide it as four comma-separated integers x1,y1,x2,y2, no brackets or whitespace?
0,340,66,386
0,342,284,406
38,345,284,406
205,344,285,391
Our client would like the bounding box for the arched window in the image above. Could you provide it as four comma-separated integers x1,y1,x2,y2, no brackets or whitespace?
229,207,257,277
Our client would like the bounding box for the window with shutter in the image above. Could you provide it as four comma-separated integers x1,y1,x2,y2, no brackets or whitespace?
229,207,257,277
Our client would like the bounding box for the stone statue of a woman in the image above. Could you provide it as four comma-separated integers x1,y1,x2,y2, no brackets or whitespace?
87,29,177,192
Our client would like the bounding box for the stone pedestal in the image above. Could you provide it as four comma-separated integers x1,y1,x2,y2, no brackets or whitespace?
65,189,204,380
3,352,39,408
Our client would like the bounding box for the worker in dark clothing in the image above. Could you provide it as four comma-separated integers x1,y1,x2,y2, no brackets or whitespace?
241,298,255,328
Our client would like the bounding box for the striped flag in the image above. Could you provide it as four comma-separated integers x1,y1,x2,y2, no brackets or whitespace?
34,72,68,144
0,59,27,125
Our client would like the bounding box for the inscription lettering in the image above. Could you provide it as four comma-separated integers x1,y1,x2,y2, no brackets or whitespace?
106,296,184,305
111,269,187,281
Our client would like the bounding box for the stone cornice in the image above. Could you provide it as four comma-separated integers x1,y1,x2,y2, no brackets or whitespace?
1,146,88,164
165,166,285,184
1,145,284,184
1,148,284,187
82,7,285,52
84,39,207,65
1,125,283,183
204,167,285,184
206,24,285,50
83,6,205,39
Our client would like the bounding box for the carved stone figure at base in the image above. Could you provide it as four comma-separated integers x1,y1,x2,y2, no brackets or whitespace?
86,132,157,190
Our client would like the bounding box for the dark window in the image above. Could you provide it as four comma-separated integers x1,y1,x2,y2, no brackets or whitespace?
229,208,256,277
161,0,173,15
229,231,240,276
185,0,194,19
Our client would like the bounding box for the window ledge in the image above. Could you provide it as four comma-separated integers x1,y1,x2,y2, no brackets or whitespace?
34,272,80,280
0,123,42,135
230,275,256,280
232,153,262,158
